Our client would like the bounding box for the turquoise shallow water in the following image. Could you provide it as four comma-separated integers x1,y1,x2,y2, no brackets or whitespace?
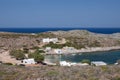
45,50,120,64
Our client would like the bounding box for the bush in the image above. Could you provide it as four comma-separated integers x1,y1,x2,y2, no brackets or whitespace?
43,42,75,49
23,48,29,53
10,50,26,60
28,51,44,63
3,63,13,65
35,49,45,53
81,59,91,65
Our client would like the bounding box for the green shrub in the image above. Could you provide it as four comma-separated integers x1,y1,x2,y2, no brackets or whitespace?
81,59,91,65
46,71,59,77
28,51,44,63
35,49,45,53
43,41,80,49
23,48,29,53
10,50,26,60
113,77,120,80
3,63,13,65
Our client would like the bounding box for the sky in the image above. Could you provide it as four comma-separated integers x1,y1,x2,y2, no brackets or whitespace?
0,0,120,28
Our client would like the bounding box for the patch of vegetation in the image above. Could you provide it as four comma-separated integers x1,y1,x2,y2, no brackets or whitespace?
35,49,45,53
3,63,13,65
23,47,29,53
28,50,44,63
46,71,59,77
65,37,87,49
31,46,40,50
0,71,7,76
43,41,85,49
81,59,91,65
101,66,108,72
65,37,102,49
0,64,120,80
88,40,101,47
0,34,28,38
37,33,56,38
10,50,26,60
112,77,120,80
43,42,65,49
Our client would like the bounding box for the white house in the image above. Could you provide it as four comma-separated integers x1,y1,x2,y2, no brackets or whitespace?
45,47,51,51
60,61,71,66
91,61,107,66
54,49,62,54
42,38,50,43
21,58,36,64
50,38,58,43
60,61,89,66
42,38,58,43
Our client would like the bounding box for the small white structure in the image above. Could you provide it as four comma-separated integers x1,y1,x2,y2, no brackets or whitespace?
91,61,107,66
21,58,36,64
114,63,118,65
59,61,90,66
49,38,58,43
75,63,89,66
42,38,50,43
45,47,51,51
42,38,58,43
54,49,62,54
44,61,56,66
60,61,71,66
70,62,77,66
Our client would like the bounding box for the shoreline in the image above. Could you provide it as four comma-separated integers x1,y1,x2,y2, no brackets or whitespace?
77,46,120,53
45,46,120,55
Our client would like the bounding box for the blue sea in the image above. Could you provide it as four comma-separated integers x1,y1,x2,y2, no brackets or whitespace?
61,50,120,64
0,28,120,34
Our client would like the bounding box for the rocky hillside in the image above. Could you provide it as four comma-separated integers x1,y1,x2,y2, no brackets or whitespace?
0,30,120,50
50,30,120,48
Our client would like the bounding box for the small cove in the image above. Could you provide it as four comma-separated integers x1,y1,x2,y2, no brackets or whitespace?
45,50,120,64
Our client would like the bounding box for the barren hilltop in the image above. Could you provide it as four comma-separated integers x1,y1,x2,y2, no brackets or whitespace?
0,30,120,50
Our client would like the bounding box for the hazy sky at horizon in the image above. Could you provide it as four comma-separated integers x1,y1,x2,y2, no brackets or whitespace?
0,0,120,28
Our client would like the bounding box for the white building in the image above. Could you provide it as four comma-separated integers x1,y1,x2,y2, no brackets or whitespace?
42,38,50,43
91,61,107,66
76,63,89,66
54,49,62,54
49,38,58,43
42,38,58,43
60,61,71,66
45,47,51,51
21,58,36,64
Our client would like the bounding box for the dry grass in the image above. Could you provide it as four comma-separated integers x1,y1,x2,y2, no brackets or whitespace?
0,64,120,80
